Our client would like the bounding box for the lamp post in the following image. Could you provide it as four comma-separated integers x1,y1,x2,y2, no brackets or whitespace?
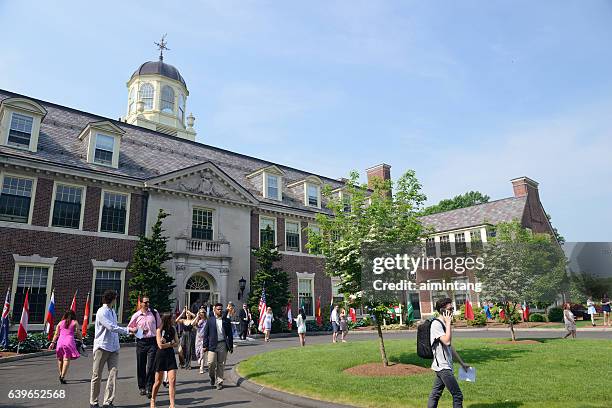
238,276,246,300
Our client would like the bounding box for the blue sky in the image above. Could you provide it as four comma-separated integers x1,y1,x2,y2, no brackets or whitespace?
1,1,611,241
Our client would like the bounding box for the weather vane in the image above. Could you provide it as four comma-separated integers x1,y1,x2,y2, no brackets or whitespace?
154,34,170,61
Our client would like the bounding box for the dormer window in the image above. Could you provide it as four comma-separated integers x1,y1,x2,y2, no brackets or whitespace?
79,121,125,169
139,83,154,110
307,183,320,207
8,113,33,148
247,165,285,201
94,134,115,166
161,85,175,113
267,174,279,200
0,97,47,152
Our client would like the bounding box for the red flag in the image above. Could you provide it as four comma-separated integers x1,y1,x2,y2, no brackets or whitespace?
17,290,29,342
70,290,78,313
349,307,356,323
523,302,529,322
499,308,506,320
137,294,141,311
286,301,292,330
315,296,322,326
82,293,90,337
465,299,474,321
45,290,56,341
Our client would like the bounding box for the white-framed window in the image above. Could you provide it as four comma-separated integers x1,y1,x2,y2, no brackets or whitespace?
331,278,343,306
285,220,301,251
425,237,436,257
259,216,276,246
342,192,351,213
0,174,35,224
452,277,470,311
192,208,214,240
306,183,320,207
178,93,185,122
454,232,467,255
297,274,315,317
470,229,483,252
439,235,451,256
12,264,53,324
266,174,280,200
94,134,115,166
128,88,136,114
161,85,175,113
99,191,129,234
8,113,33,149
50,183,85,229
139,83,154,110
91,268,125,322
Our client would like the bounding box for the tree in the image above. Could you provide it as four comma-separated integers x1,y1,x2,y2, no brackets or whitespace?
128,209,175,313
476,221,566,340
421,191,490,216
309,170,426,366
248,230,291,329
546,213,565,244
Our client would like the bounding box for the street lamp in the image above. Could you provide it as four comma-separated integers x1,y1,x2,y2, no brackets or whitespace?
238,276,246,300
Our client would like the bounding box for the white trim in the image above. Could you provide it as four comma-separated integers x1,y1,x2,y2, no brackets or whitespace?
0,220,140,240
284,219,301,252
98,189,131,235
304,183,321,208
263,172,282,201
259,215,277,246
90,265,127,322
296,272,315,318
191,206,216,241
0,171,37,225
11,256,56,327
49,180,87,231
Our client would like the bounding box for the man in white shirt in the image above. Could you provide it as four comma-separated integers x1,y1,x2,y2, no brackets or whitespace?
90,289,137,408
330,305,340,343
428,297,470,408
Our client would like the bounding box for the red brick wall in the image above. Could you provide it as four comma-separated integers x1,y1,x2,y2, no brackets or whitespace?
83,186,101,232
31,177,53,226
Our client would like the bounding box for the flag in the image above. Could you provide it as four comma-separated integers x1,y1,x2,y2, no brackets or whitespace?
484,304,493,319
405,302,414,322
45,290,56,340
17,289,29,342
523,302,529,322
287,301,292,330
175,300,180,318
70,290,78,313
315,295,322,326
82,293,90,337
465,299,475,321
137,294,141,311
349,307,356,323
499,308,506,320
257,288,267,332
0,288,10,349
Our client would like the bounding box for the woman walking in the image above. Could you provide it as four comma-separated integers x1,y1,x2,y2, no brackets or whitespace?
193,307,208,374
296,307,306,347
176,307,196,369
563,303,576,339
49,309,82,384
339,308,349,343
586,296,597,327
151,313,179,408
601,294,610,327
263,307,273,342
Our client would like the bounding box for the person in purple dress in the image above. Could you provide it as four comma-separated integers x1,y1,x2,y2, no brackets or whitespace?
49,309,82,384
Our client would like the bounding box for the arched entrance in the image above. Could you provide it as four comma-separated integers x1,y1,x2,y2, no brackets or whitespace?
185,273,219,312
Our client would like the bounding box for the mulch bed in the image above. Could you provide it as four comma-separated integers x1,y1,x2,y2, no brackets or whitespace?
494,340,541,345
344,362,430,377
0,351,18,358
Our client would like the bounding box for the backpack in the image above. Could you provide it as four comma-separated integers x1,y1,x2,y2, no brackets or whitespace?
417,318,446,360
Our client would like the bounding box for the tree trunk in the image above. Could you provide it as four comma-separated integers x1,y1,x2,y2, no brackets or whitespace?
376,321,389,366
507,302,517,341
509,318,516,341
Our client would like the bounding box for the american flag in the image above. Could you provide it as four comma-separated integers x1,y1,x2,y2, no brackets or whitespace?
0,288,10,349
257,288,267,332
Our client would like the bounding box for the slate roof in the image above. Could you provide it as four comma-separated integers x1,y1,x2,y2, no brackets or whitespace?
418,196,527,233
0,89,345,214
131,60,187,87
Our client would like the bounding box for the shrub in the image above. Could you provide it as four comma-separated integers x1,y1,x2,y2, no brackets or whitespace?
305,320,332,332
529,313,546,322
548,307,564,322
497,307,521,324
5,332,50,353
467,307,487,326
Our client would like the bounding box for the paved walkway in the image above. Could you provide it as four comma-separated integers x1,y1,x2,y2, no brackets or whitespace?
0,329,609,408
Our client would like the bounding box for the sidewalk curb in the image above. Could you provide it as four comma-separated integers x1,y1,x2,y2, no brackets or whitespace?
229,365,355,408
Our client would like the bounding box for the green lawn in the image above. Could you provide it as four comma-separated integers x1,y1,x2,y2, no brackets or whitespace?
238,338,612,408
547,317,610,328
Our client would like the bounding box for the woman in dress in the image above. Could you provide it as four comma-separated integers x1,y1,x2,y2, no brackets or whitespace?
151,313,179,408
296,307,307,347
601,294,610,327
586,296,597,327
339,308,349,343
263,307,273,342
176,307,196,369
563,302,576,339
193,307,208,374
49,309,81,384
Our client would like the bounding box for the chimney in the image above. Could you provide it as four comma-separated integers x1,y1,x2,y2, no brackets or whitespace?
511,176,539,198
366,163,391,196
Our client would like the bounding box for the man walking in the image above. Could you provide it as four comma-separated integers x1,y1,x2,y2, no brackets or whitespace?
90,290,136,408
203,302,233,390
330,305,340,343
128,295,161,398
428,297,470,408
238,303,250,340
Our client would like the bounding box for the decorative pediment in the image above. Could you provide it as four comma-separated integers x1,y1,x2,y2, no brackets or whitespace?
246,164,285,179
146,162,258,205
0,97,47,118
78,120,125,140
287,175,323,188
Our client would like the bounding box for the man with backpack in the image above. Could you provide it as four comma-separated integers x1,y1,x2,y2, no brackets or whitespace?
128,296,161,399
418,297,470,408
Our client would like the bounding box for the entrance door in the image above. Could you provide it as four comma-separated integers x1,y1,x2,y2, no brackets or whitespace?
184,274,219,312
409,293,421,319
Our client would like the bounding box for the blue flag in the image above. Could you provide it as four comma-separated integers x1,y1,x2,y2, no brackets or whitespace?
0,289,11,349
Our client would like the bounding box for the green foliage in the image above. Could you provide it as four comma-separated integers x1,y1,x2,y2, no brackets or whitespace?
466,306,488,326
128,209,175,313
4,332,50,353
306,319,332,332
497,307,521,324
529,313,546,322
548,307,564,322
546,213,565,244
421,191,490,216
248,234,291,328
